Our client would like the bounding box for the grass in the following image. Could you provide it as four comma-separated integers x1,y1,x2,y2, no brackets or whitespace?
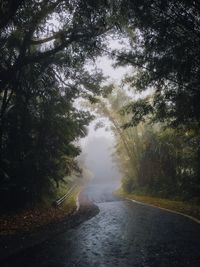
40,179,75,208
115,188,200,222
0,184,80,235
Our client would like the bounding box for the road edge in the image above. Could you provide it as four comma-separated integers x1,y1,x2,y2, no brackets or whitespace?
0,189,99,262
126,198,200,225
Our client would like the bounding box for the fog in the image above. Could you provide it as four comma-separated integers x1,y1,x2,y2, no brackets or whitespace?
81,130,120,182
79,125,121,201
78,40,130,192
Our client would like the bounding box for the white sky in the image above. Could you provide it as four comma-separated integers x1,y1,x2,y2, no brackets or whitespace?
79,39,132,182
84,37,132,138
96,56,131,84
80,52,131,147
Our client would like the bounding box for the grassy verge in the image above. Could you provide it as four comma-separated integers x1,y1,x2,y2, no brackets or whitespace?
115,188,200,222
0,185,80,235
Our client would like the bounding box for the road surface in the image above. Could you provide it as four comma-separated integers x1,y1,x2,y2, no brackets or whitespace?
1,182,200,267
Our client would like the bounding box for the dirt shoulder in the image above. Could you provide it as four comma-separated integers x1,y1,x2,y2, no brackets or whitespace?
115,189,200,223
0,191,99,261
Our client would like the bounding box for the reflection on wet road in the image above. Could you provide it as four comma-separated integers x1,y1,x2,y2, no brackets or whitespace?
2,182,200,267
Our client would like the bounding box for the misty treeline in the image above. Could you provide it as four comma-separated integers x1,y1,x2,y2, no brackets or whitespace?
93,88,200,202
90,0,200,202
0,0,114,210
1,1,200,210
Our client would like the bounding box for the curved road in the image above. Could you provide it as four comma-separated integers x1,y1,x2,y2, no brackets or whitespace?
1,182,200,267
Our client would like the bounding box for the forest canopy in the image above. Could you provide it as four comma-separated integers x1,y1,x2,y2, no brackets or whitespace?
0,0,200,210
91,88,200,202
0,0,118,210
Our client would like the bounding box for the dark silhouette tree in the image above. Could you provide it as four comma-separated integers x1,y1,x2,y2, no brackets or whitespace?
0,0,117,210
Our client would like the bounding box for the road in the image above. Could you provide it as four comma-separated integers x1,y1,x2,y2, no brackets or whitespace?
1,182,200,267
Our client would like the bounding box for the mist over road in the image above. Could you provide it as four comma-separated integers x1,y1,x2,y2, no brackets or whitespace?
1,179,200,267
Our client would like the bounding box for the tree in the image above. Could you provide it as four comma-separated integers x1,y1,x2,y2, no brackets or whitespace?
0,0,119,210
115,0,200,128
91,87,200,201
110,1,200,198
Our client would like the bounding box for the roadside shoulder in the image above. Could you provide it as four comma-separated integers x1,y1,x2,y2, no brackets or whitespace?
0,190,99,262
115,190,200,224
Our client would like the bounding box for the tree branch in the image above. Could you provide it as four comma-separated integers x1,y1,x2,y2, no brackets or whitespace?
31,32,61,45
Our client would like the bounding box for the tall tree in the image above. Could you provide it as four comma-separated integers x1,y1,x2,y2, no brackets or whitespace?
115,0,200,128
0,0,118,209
93,88,200,201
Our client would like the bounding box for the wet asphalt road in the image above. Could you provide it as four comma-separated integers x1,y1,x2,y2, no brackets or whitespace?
1,182,200,267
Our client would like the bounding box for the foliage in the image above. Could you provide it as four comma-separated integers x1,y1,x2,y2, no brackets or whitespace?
0,0,118,210
115,0,200,128
93,88,200,202
102,1,200,202
1,1,200,210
